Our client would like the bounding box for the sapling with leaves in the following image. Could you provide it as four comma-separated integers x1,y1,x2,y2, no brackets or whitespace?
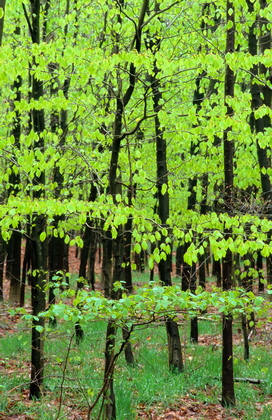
33,281,271,419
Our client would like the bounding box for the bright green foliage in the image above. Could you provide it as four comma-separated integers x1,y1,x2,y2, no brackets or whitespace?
0,0,272,279
34,282,272,330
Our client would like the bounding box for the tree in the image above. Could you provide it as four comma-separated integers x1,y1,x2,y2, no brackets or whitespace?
221,0,235,407
0,0,6,302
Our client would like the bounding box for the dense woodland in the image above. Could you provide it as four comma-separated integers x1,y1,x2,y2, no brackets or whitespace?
0,0,272,418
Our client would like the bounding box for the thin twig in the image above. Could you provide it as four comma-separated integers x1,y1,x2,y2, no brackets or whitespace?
55,332,75,420
86,325,134,420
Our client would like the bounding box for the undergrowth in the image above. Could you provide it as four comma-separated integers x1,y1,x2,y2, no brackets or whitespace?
0,297,271,419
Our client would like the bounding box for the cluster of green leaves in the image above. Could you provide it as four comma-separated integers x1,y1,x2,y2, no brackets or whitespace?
13,282,268,332
0,0,272,271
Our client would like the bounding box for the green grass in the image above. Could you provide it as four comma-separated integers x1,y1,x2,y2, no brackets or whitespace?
0,307,271,419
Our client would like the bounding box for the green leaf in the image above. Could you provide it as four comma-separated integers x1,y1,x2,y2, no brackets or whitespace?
40,232,46,242
148,258,154,270
35,325,44,333
134,243,141,254
161,184,167,195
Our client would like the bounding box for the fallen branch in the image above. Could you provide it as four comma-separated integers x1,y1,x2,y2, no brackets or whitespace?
234,377,265,384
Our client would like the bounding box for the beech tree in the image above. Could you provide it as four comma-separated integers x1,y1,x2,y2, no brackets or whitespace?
221,0,235,407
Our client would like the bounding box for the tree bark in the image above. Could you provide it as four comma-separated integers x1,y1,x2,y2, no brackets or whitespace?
30,215,46,399
222,314,235,406
0,0,6,46
221,0,235,407
102,1,149,416
7,230,21,304
0,238,5,300
150,54,183,373
7,32,22,304
27,0,46,400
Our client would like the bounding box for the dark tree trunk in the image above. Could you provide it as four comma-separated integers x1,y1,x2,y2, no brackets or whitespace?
103,322,117,420
102,229,112,298
122,186,135,366
242,314,250,360
122,327,135,366
48,65,66,314
21,235,31,307
123,186,135,293
30,216,46,400
257,252,264,292
166,318,183,373
175,245,182,277
8,230,21,304
214,259,222,287
150,56,183,373
0,238,5,301
222,314,235,406
8,52,22,304
221,0,235,407
0,0,6,46
27,0,47,400
102,2,149,416
190,317,198,343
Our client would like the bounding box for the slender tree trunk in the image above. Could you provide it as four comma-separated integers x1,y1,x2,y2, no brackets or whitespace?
102,1,149,415
241,314,249,360
175,245,182,278
221,0,235,407
30,216,46,400
222,314,235,405
20,235,31,307
26,0,47,400
78,185,98,290
103,322,116,420
8,230,21,304
150,57,183,373
199,173,209,288
0,0,6,46
0,238,5,300
122,185,135,366
257,251,264,292
7,31,22,304
102,229,112,298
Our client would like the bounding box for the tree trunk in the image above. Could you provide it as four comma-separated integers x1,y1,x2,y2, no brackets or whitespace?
222,314,235,406
102,2,148,416
122,327,135,366
79,184,98,291
21,235,31,307
8,44,22,304
27,0,46,400
0,0,6,46
103,322,117,420
30,216,46,400
221,0,235,407
166,318,183,373
150,54,183,373
241,314,249,360
257,252,264,292
0,237,5,300
8,230,21,304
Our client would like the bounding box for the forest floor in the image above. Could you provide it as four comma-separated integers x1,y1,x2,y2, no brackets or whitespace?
0,304,271,420
0,247,272,420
